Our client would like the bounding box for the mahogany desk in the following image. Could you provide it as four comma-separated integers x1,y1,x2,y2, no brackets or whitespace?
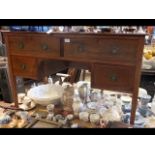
4,32,145,124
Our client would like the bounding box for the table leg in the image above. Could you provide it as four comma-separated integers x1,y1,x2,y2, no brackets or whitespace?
130,90,139,125
11,75,18,107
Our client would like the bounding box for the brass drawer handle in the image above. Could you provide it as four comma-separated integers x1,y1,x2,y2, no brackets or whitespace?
111,47,119,54
20,64,26,70
110,74,117,81
41,44,49,51
18,41,24,49
78,44,85,52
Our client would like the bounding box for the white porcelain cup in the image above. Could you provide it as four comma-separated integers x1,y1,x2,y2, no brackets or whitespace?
121,96,132,105
79,112,89,122
90,114,100,124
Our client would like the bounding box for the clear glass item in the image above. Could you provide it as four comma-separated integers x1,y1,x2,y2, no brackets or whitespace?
61,85,74,113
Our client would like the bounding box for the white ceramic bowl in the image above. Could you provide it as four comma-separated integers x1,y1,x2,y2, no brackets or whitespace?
27,84,64,106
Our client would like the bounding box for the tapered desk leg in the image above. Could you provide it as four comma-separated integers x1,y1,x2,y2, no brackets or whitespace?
7,64,18,107
12,76,18,107
10,75,18,107
130,90,139,125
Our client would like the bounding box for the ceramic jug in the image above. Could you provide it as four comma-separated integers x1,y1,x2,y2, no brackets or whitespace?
78,83,90,104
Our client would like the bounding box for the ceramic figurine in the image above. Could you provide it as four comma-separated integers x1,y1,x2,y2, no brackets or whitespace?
46,113,54,121
46,104,55,113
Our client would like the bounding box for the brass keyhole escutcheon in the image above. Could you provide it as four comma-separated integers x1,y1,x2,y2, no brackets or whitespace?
42,44,49,51
78,44,85,52
111,47,119,54
110,74,117,81
18,41,24,49
20,64,26,70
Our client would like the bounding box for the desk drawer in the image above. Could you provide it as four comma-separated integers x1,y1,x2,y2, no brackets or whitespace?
8,35,60,56
64,36,139,63
11,56,37,78
92,63,135,92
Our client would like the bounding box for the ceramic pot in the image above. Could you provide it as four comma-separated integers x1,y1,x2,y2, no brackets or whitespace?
79,112,89,122
90,114,100,124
